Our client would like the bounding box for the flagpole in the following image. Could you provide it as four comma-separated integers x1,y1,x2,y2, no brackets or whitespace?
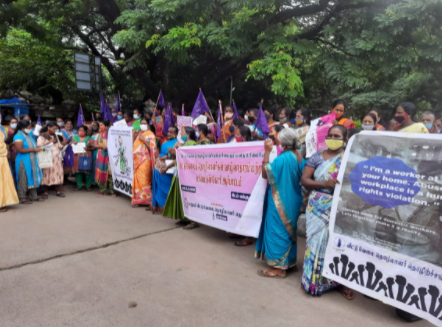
152,90,161,124
219,100,227,143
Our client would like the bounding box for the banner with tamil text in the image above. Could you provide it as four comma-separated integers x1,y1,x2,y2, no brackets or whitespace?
324,131,442,326
176,141,276,237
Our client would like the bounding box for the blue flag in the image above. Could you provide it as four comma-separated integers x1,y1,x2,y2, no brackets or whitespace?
216,104,222,139
37,116,42,126
191,90,210,118
115,93,121,111
163,103,174,135
100,92,112,122
158,90,165,108
232,100,240,119
77,105,85,127
255,103,270,139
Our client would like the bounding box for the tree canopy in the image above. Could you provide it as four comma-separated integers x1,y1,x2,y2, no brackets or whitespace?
1,0,441,119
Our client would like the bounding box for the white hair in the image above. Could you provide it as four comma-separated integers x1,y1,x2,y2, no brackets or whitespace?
421,111,434,121
277,128,301,150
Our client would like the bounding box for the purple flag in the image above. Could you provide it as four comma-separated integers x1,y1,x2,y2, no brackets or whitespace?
255,103,270,139
91,114,95,122
182,104,185,116
37,116,42,126
77,105,85,127
191,90,210,118
100,92,112,122
115,93,121,111
232,100,240,119
162,104,174,135
158,90,165,108
216,105,222,139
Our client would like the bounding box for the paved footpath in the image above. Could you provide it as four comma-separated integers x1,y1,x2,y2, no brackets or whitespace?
0,186,432,327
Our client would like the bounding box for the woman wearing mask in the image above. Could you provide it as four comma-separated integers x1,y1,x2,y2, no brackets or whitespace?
13,120,43,204
301,125,354,300
0,125,19,212
368,108,385,131
246,109,263,140
255,129,305,277
72,125,92,191
6,118,18,183
151,126,179,214
196,124,212,145
56,117,66,131
62,119,77,140
227,118,245,143
6,118,18,144
290,108,311,157
132,109,143,132
132,118,157,208
94,121,115,197
279,107,293,128
163,127,199,229
269,125,285,156
62,119,77,175
331,100,356,129
153,106,165,141
420,111,436,133
123,111,134,127
37,122,66,198
219,106,235,143
117,111,124,121
390,102,428,133
88,121,100,187
360,113,378,131
264,107,280,129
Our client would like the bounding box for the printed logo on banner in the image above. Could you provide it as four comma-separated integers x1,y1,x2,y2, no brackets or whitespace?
114,179,132,195
113,135,131,177
231,192,251,201
334,237,346,251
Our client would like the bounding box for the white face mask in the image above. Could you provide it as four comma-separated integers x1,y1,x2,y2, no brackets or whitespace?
195,131,200,138
11,123,17,129
244,115,249,121
112,113,117,117
134,114,140,119
25,128,33,134
140,124,148,131
361,124,374,131
57,122,64,127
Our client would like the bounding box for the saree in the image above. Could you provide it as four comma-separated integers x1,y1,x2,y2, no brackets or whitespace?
255,151,305,269
13,131,42,189
37,133,64,186
132,119,142,132
0,131,19,207
301,152,343,296
132,130,157,205
400,123,429,134
162,140,198,220
337,118,356,130
72,135,92,173
94,131,110,184
152,138,178,208
88,133,99,185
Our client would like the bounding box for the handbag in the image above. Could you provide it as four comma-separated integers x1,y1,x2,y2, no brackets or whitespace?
37,149,53,169
63,145,74,167
79,156,92,171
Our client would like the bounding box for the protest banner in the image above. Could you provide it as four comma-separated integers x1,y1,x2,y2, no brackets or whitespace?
177,115,193,143
108,126,134,197
323,131,442,326
176,141,276,237
306,113,336,157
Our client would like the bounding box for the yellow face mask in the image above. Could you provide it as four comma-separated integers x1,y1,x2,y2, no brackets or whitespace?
325,139,344,151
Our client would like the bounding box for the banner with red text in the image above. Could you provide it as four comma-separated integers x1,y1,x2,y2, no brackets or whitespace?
176,141,276,237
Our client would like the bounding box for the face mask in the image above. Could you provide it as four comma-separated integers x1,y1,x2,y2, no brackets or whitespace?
228,126,235,133
361,124,374,131
112,113,117,117
140,124,148,131
10,123,17,129
225,113,233,120
326,139,344,151
278,145,285,153
134,114,140,120
333,110,344,119
195,131,200,138
244,115,249,121
78,131,86,137
66,126,72,131
248,117,255,124
394,114,408,125
265,114,270,120
182,135,188,142
295,118,304,126
99,126,106,132
56,129,60,133
117,115,122,120
424,123,433,130
92,126,98,131
280,117,287,124
57,122,64,127
25,128,33,134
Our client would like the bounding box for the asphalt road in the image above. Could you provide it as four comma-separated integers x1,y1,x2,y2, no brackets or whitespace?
0,187,432,327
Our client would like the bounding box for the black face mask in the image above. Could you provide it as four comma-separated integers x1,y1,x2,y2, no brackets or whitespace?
265,114,270,120
394,115,406,124
229,126,235,133
248,117,256,124
269,135,275,141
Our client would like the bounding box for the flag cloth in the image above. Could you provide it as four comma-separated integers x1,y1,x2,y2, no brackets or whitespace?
115,93,121,112
255,103,270,139
191,90,210,118
100,92,112,122
158,90,165,108
77,105,85,127
232,100,240,119
216,105,222,139
37,116,42,126
182,105,185,116
163,104,174,135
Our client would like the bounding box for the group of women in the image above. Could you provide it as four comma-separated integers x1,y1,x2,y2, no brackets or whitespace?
0,100,438,315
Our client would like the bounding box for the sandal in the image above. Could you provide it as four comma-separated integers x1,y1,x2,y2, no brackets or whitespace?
234,238,254,247
132,204,139,208
0,207,7,213
33,197,45,202
96,193,105,197
257,269,286,279
110,193,117,198
40,193,49,199
338,286,355,300
183,222,200,230
20,199,33,205
73,188,82,192
56,192,66,198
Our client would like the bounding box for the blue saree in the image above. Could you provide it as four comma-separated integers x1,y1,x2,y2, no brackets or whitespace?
152,138,178,208
13,131,42,189
301,152,343,296
255,151,306,269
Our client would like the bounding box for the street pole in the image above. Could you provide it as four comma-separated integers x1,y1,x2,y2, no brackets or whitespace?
230,76,233,105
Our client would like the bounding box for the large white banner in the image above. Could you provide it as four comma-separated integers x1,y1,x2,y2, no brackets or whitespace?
176,142,276,237
108,126,134,197
324,131,442,326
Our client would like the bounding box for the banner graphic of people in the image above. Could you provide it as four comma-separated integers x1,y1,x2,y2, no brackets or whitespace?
324,131,442,326
108,126,134,197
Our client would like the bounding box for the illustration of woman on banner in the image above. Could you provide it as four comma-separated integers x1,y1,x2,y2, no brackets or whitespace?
254,129,305,278
132,118,157,207
114,135,127,174
300,125,354,300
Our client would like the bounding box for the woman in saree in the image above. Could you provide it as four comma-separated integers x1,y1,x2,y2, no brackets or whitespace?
300,124,354,300
196,124,212,145
0,127,19,212
162,126,199,229
254,129,305,278
94,121,115,197
331,100,356,130
88,121,100,187
132,118,157,208
13,120,44,204
151,126,179,214
37,122,66,198
72,125,92,191
131,109,143,132
290,107,310,157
